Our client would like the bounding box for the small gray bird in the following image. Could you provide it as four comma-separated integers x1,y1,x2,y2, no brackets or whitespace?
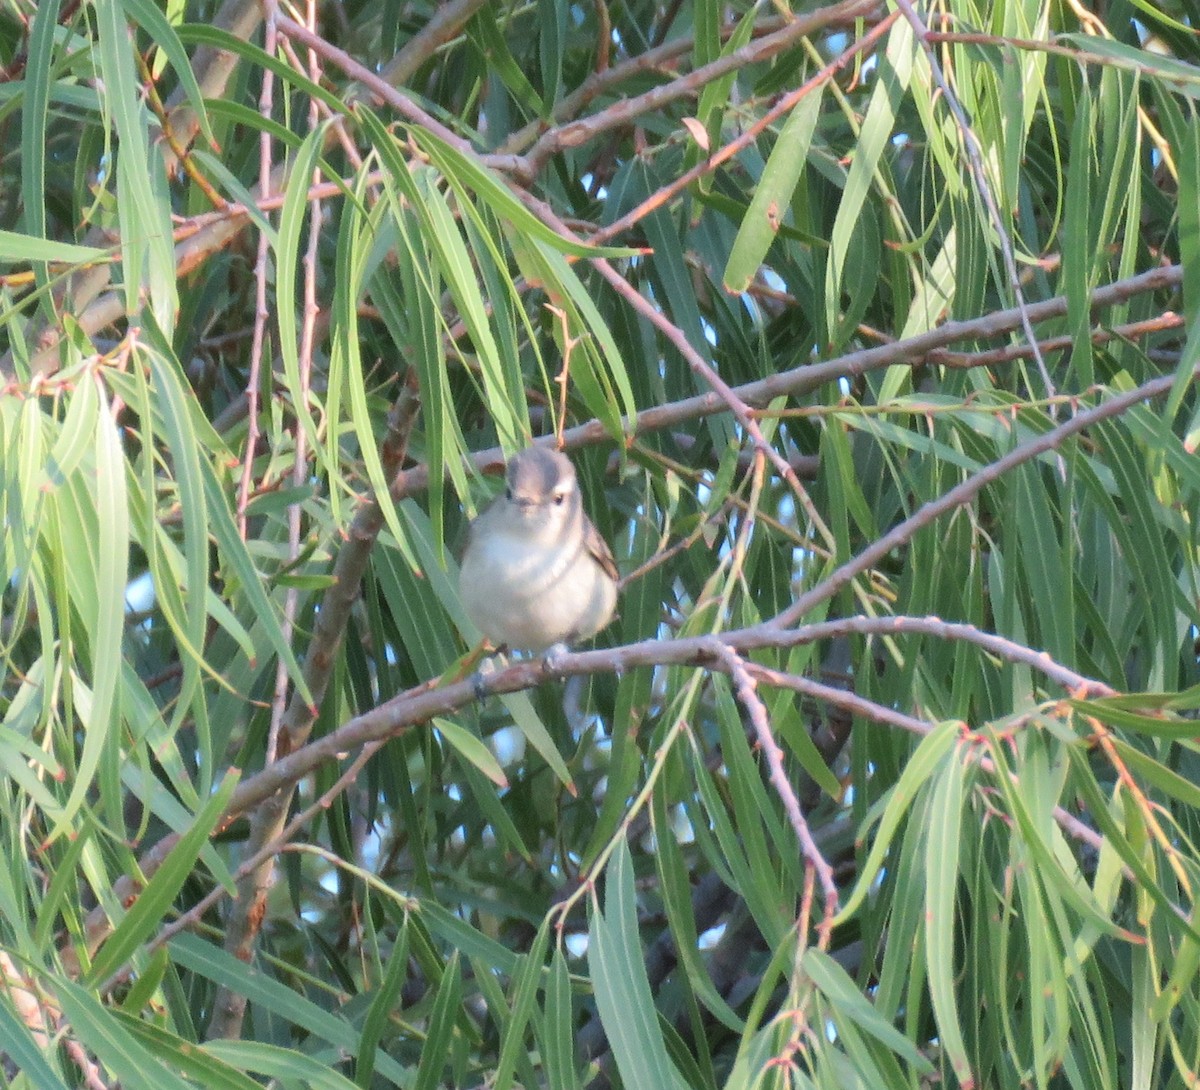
459,447,618,654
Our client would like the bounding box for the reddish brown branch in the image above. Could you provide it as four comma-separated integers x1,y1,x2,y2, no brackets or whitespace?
713,641,839,949
387,263,1184,499
521,0,882,176
591,11,899,247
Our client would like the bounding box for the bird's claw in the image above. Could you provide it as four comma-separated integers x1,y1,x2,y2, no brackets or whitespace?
470,653,501,701
542,642,570,675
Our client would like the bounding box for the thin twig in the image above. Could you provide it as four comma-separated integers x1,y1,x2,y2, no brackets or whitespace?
711,641,839,949
590,12,898,248
769,365,1196,629
272,12,527,179
100,738,388,996
890,0,1055,405
386,264,1184,500
522,0,882,176
209,0,281,1041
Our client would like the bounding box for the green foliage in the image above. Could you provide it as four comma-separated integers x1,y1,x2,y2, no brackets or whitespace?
0,0,1197,1087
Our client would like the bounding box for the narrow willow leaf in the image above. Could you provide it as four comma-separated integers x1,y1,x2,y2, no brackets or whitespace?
589,838,692,1090
924,744,972,1087
416,900,521,974
204,1040,367,1090
690,7,756,186
1107,737,1200,809
118,944,170,1015
712,675,800,896
1061,87,1095,386
95,0,177,333
527,239,638,431
826,20,914,341
87,770,239,985
113,1015,264,1090
725,91,822,294
1130,943,1157,1090
652,789,743,1032
692,736,790,949
538,0,565,107
53,978,195,1090
541,948,581,1090
641,200,709,363
498,689,573,789
191,150,282,240
199,458,312,705
45,369,98,486
1061,34,1200,93
362,107,522,451
21,0,59,277
834,721,958,925
168,934,410,1084
274,122,329,463
0,994,70,1089
1065,747,1200,944
47,379,127,846
412,951,462,1090
143,338,214,782
493,918,551,1090
1152,922,1200,1023
433,716,508,787
802,950,934,1071
175,25,346,113
466,7,546,118
33,820,92,952
120,0,217,147
412,131,638,258
0,232,106,266
354,921,409,1088
1015,464,1072,663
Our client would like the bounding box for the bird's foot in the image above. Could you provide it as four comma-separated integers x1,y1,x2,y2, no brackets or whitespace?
541,642,571,676
470,651,504,701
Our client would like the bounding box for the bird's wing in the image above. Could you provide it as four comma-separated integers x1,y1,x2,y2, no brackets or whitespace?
584,516,620,583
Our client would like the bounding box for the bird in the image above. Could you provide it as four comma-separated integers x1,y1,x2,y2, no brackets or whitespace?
459,446,618,657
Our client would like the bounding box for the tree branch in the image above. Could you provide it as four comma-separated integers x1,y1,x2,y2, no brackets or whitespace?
770,364,1193,629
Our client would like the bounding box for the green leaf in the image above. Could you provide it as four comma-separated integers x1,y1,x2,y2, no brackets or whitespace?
204,1040,367,1090
499,689,574,790
924,742,972,1086
114,1015,265,1090
540,949,581,1090
120,0,217,147
0,231,107,266
802,949,934,1071
434,716,508,786
168,934,410,1085
45,379,127,846
412,951,462,1090
53,979,197,1090
493,918,551,1090
467,7,546,118
834,721,958,925
355,920,410,1087
95,0,177,333
87,770,239,985
725,90,822,294
411,130,639,259
0,993,70,1089
589,838,692,1090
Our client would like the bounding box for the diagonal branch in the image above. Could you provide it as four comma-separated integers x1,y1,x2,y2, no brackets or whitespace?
387,263,1184,499
770,365,1194,629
